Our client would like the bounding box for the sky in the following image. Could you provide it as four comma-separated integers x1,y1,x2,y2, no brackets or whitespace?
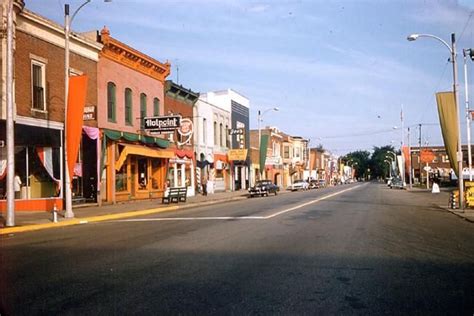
27,0,474,155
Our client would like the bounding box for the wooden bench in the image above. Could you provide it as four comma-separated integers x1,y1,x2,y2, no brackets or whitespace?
162,187,187,204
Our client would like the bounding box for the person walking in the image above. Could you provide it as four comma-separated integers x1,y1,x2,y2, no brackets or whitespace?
14,173,21,199
202,177,207,196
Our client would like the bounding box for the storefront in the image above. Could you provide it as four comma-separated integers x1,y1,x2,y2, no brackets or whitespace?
0,120,63,211
168,149,195,197
102,129,173,203
213,153,230,192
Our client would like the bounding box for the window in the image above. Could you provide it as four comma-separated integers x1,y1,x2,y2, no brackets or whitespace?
125,88,133,125
203,118,207,143
140,93,147,129
153,97,160,116
32,62,46,111
107,82,116,122
283,146,290,159
214,121,218,145
225,125,230,148
220,123,224,146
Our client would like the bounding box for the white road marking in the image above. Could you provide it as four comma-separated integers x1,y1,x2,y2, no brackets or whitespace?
115,184,364,223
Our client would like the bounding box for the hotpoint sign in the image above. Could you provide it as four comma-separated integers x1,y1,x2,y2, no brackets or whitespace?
144,115,181,133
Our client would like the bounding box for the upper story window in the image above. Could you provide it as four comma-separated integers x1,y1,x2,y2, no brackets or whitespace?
225,125,230,148
107,82,116,122
125,88,133,126
214,121,218,145
140,93,147,129
295,147,301,158
32,61,46,111
283,145,290,159
203,118,207,143
153,97,160,116
220,123,224,147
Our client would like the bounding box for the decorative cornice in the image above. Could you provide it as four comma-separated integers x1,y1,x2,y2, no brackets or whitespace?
99,27,170,83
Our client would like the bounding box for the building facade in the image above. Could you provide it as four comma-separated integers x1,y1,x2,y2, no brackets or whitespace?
97,27,172,204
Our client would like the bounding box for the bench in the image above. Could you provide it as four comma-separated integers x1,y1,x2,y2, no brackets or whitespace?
162,187,187,204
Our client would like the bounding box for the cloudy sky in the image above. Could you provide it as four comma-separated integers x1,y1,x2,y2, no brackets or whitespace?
27,0,474,155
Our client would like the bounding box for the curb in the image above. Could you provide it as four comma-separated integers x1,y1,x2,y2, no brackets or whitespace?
0,194,251,236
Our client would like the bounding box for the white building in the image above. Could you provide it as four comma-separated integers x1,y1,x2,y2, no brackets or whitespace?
193,93,232,193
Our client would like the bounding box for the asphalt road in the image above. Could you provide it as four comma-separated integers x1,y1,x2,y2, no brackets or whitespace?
1,183,474,315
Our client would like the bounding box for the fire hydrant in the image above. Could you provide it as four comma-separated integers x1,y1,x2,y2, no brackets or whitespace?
52,204,58,223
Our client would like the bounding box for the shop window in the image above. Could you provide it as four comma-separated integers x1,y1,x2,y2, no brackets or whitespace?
153,97,160,116
115,161,128,192
125,88,133,126
140,93,147,129
107,82,116,122
138,158,148,190
32,61,46,111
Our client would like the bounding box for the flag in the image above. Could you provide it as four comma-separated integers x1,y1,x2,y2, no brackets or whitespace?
436,91,459,175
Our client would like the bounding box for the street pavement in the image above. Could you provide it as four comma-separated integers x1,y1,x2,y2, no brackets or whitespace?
1,182,474,315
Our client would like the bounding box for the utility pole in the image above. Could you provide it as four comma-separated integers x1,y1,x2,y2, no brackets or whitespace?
419,123,422,186
408,127,413,189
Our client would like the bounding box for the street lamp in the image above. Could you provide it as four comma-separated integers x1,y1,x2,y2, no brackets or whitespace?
64,0,111,218
408,33,464,208
257,107,278,179
463,48,474,181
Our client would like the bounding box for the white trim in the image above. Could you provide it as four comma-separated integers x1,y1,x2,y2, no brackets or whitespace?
16,115,64,130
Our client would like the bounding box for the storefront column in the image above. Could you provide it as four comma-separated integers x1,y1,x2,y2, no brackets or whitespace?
173,162,178,187
190,162,195,195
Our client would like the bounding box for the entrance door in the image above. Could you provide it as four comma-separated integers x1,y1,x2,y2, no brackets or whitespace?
130,160,136,197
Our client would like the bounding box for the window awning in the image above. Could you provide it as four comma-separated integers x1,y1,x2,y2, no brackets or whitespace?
115,144,174,171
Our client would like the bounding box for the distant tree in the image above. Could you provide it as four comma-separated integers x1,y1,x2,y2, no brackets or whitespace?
369,145,397,179
344,150,371,179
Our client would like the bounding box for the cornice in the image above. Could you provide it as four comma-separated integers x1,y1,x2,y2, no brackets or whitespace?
99,27,170,83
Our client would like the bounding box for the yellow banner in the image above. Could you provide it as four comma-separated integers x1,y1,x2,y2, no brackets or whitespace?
227,149,248,161
436,91,459,175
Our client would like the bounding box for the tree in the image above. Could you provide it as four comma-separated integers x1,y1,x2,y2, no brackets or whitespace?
343,150,371,179
370,145,397,179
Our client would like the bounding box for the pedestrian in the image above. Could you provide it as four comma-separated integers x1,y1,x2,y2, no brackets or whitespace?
14,173,21,199
202,177,207,196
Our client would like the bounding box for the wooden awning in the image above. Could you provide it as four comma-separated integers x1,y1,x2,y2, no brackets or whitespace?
115,144,174,171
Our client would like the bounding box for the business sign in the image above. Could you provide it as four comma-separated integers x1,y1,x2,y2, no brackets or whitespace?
420,149,435,163
177,118,193,146
83,106,96,121
227,149,248,161
144,115,181,132
228,128,244,135
265,156,282,166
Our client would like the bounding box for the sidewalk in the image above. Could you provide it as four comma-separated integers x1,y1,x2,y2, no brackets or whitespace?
406,186,474,223
0,189,258,235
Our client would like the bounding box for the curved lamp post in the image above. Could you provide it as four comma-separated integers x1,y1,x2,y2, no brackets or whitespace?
407,33,463,209
64,0,111,218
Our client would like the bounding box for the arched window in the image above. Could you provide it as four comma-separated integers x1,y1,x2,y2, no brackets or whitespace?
140,93,147,129
214,121,218,145
107,82,116,122
125,88,133,125
153,98,160,116
220,123,224,147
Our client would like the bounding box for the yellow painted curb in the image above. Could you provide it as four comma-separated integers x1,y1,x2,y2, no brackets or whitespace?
0,205,178,235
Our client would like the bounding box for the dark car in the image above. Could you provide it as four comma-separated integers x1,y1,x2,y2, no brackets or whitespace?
248,180,280,197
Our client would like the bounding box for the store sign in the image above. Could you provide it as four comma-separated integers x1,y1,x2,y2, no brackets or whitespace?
83,106,96,121
144,115,181,132
228,149,248,161
265,156,281,165
228,128,244,135
177,118,193,146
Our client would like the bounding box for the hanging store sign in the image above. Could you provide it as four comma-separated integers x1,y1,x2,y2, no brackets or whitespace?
83,106,96,121
144,115,181,132
228,128,244,135
228,149,248,161
177,118,193,146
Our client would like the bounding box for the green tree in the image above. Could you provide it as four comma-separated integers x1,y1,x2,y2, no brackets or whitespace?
369,145,397,179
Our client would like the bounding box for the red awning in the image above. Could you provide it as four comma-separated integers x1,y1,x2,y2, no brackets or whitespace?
175,149,194,159
214,153,228,163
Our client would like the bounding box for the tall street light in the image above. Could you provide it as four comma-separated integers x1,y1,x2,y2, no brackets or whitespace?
257,107,278,179
463,48,474,181
384,159,392,178
64,0,110,218
407,33,463,209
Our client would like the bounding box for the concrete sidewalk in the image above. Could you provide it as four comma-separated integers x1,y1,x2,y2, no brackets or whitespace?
0,189,261,235
406,186,474,223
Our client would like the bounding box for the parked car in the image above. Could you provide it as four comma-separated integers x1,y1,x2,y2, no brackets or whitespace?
389,177,404,189
318,179,327,188
308,180,319,189
287,179,310,191
248,180,279,197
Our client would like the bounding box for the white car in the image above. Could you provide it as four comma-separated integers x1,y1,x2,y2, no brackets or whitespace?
287,179,309,191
